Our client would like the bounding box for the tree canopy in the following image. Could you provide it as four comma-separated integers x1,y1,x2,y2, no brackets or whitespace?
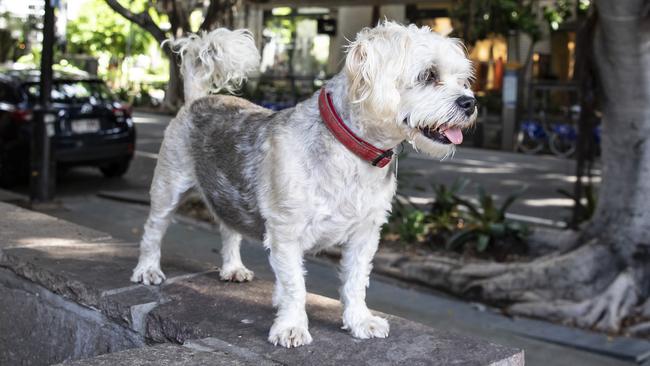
451,0,542,44
103,0,243,108
66,0,155,60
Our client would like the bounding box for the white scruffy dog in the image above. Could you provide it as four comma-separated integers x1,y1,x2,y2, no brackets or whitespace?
131,21,476,348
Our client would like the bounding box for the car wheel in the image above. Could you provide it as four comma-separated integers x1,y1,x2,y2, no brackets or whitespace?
99,158,131,178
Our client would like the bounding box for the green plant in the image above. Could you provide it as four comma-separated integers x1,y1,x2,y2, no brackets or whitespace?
383,181,530,260
398,210,428,243
451,0,542,44
431,179,469,217
448,186,529,253
543,0,573,30
115,87,131,103
425,180,467,242
67,0,154,59
385,180,467,243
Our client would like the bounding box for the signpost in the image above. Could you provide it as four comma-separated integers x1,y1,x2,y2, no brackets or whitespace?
30,0,56,203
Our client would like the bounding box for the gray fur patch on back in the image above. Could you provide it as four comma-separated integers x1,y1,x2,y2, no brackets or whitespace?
189,95,282,240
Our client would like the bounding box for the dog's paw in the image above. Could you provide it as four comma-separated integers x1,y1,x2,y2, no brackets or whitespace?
131,264,166,285
268,323,313,348
344,314,390,339
219,266,254,282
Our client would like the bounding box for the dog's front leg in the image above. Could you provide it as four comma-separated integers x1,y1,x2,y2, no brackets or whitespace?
267,240,312,347
340,227,389,339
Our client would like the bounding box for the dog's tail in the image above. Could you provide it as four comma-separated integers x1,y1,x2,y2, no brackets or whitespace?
164,28,260,102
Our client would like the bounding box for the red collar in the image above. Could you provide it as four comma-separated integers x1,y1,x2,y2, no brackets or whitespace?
318,88,393,168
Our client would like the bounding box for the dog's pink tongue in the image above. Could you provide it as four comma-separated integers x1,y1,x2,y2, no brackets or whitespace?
443,127,463,145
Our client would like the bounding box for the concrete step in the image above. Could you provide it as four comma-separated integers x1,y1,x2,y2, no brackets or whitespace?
56,341,280,366
0,201,524,365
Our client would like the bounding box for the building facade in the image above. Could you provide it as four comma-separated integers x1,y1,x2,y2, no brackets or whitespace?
241,0,582,148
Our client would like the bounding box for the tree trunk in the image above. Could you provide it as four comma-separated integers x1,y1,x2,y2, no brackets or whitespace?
162,49,184,110
587,0,650,257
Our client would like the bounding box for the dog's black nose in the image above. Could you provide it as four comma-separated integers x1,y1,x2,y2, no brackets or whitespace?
456,96,476,115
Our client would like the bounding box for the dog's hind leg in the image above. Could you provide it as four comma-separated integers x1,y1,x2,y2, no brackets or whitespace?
218,224,254,282
131,118,194,285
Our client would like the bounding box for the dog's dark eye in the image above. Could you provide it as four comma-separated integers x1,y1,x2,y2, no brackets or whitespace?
419,68,439,85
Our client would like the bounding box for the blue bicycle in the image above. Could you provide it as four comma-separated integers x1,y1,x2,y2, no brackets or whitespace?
516,120,548,155
516,119,601,158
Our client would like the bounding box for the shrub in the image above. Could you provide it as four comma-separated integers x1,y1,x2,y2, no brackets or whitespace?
448,186,529,254
383,180,529,259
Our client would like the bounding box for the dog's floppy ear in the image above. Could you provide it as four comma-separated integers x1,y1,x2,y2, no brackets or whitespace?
345,22,409,121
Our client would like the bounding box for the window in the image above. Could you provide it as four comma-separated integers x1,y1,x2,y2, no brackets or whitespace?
25,81,114,103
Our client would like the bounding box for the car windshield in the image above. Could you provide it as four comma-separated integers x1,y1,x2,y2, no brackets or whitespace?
25,81,115,104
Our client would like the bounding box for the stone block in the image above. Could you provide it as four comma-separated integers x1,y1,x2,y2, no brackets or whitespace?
145,272,524,366
0,268,143,366
56,342,280,366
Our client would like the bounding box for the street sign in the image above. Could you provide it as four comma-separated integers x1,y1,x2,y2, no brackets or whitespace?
503,70,518,108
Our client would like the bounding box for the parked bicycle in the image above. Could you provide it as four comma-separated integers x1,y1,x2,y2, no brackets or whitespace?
516,119,601,158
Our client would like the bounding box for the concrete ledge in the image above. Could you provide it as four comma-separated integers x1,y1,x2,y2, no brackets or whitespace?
0,202,524,365
0,267,144,365
56,341,280,366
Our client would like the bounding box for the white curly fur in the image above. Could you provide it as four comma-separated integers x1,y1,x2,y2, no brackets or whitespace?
164,28,260,101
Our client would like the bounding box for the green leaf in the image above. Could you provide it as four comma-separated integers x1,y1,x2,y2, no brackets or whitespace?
477,185,497,220
450,178,470,194
398,209,429,242
452,194,480,216
446,229,476,250
488,223,506,236
506,221,523,232
476,234,490,252
499,185,528,218
478,186,488,207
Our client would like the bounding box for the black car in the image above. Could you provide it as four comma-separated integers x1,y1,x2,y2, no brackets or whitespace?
0,68,136,187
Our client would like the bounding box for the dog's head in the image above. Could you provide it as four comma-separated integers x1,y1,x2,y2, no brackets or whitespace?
345,21,476,158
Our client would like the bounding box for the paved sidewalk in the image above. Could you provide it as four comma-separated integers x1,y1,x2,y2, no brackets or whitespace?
398,146,598,224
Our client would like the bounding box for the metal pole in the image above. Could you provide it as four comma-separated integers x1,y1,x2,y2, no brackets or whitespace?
30,0,56,202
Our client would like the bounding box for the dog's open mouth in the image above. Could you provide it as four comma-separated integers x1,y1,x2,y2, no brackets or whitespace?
418,125,464,145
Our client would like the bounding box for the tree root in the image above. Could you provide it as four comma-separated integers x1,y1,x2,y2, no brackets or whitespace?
403,241,647,333
637,298,650,318
454,242,617,303
508,270,638,332
627,321,650,337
